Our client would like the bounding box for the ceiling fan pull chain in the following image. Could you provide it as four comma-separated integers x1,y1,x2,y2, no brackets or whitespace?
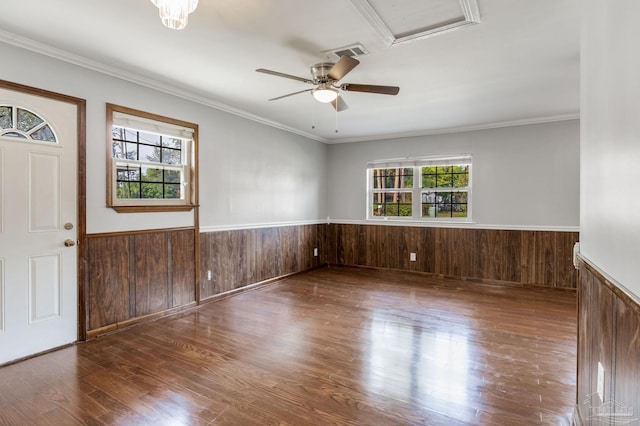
335,98,339,133
311,98,316,130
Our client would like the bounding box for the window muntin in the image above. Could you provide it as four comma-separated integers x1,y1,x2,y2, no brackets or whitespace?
372,167,414,189
368,157,471,221
371,168,414,217
115,162,184,200
421,191,468,218
0,105,57,142
421,165,469,188
107,104,197,212
112,127,183,164
421,165,470,219
372,191,413,217
371,167,413,217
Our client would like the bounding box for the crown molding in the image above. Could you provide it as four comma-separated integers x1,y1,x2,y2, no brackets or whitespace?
0,29,328,143
327,113,581,144
0,30,578,146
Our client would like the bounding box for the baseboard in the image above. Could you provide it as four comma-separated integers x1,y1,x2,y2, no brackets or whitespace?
85,265,329,340
0,342,76,368
86,301,198,339
199,264,329,305
328,263,577,292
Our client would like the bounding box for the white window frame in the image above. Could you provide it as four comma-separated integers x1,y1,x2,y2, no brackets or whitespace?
366,155,472,222
107,104,197,213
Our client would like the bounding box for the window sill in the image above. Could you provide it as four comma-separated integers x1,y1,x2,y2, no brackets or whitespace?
111,204,196,213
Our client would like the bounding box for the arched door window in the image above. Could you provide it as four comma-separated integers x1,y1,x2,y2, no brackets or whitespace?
0,105,57,142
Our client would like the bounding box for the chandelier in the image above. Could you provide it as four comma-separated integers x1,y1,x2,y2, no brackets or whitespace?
150,0,199,30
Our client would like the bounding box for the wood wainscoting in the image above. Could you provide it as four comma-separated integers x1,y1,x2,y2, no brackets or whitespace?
86,228,196,337
199,224,326,300
575,256,640,425
85,223,576,338
327,224,579,289
85,224,325,338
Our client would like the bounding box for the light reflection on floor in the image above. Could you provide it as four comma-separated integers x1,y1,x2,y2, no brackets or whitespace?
366,312,473,420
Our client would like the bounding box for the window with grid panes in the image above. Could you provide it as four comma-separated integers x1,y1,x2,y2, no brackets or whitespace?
421,165,470,218
371,167,414,217
107,104,197,212
367,156,471,221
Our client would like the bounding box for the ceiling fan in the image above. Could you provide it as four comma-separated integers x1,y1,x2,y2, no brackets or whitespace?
255,56,399,111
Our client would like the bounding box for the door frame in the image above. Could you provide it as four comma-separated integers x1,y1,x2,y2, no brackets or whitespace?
0,79,87,341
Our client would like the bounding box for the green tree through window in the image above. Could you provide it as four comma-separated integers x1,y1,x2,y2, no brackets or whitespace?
112,127,185,200
368,157,471,220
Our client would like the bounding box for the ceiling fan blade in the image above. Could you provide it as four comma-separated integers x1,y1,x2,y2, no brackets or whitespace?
328,56,360,81
330,96,349,112
268,88,313,101
256,68,313,84
340,83,400,95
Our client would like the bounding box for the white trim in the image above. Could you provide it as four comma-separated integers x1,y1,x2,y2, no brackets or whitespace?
349,0,395,47
200,218,579,233
0,29,326,144
368,154,472,168
113,111,194,139
200,219,327,233
578,253,640,308
350,0,480,47
328,114,581,144
329,218,580,232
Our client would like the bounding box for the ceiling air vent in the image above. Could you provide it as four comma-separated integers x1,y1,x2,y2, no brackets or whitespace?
324,43,369,60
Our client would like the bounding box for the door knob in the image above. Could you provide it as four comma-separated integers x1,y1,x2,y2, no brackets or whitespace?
64,239,76,247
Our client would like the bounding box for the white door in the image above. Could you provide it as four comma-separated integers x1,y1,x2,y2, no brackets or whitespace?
0,87,78,364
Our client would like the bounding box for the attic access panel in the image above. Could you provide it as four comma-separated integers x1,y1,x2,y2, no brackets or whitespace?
350,0,480,47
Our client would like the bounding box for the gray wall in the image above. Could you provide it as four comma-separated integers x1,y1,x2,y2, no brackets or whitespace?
581,0,640,297
0,42,328,234
327,120,580,229
1,40,580,236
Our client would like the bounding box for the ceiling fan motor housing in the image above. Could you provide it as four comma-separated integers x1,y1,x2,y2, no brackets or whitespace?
311,62,335,83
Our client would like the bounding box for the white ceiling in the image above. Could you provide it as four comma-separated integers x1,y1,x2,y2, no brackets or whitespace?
0,0,579,143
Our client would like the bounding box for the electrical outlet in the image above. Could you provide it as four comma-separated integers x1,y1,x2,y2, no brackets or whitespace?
410,252,416,262
207,270,212,281
313,247,318,257
597,362,604,402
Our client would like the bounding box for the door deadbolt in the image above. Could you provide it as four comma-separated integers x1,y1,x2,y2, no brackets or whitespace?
64,223,74,230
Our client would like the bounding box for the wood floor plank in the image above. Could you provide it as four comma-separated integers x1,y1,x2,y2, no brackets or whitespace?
0,266,576,425
0,405,31,425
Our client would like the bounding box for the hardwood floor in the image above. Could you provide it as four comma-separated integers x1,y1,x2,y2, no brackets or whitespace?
0,266,576,425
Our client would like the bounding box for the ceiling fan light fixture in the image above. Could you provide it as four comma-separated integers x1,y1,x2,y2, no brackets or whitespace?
312,86,338,103
150,0,198,30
